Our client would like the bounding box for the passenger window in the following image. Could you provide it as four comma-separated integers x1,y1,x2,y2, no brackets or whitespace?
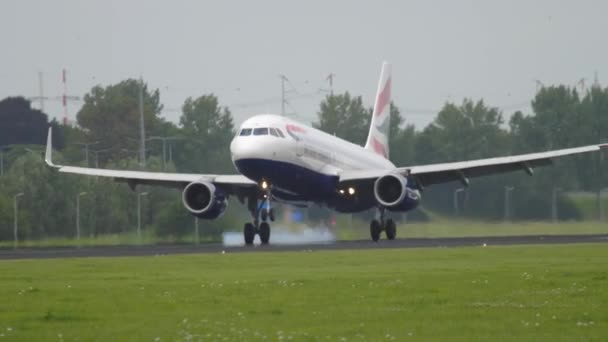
253,128,269,136
239,128,252,136
275,129,285,138
269,128,279,137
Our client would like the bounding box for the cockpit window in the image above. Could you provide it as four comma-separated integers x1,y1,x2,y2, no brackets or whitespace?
253,128,269,136
239,128,252,136
269,128,279,137
275,128,285,138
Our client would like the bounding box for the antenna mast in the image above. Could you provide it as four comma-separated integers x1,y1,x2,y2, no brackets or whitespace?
280,74,287,116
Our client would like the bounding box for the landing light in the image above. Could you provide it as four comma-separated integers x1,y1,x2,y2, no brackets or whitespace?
261,180,268,189
348,187,356,195
339,189,345,194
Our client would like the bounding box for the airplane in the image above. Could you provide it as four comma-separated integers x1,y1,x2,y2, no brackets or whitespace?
45,62,607,245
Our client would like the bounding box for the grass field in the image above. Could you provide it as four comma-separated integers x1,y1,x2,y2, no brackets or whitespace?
0,244,606,341
2,220,607,248
333,219,608,240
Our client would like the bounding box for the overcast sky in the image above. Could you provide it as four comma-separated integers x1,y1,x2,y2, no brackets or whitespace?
1,0,607,129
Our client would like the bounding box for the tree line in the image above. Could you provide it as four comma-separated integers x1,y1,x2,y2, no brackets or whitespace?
0,79,607,242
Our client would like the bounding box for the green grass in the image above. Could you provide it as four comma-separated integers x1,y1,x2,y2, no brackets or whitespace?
3,220,607,248
0,230,216,248
0,244,607,340
567,191,608,220
334,218,608,240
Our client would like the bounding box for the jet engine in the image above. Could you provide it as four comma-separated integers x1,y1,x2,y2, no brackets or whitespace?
182,181,228,219
373,173,420,211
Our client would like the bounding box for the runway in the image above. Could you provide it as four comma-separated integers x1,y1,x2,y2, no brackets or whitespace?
0,234,606,260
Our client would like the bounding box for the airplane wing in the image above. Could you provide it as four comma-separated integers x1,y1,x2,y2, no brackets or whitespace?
339,144,608,187
45,128,257,192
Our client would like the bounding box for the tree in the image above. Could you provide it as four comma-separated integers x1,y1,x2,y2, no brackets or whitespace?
530,86,582,150
76,79,165,164
511,87,584,198
388,103,417,167
0,97,65,148
314,92,370,145
414,99,511,218
575,85,608,218
415,99,509,164
175,94,236,173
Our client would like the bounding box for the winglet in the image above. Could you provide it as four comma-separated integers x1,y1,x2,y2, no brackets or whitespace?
45,127,57,168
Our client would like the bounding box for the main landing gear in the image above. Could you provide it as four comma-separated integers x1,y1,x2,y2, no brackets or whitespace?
243,194,275,245
370,208,396,242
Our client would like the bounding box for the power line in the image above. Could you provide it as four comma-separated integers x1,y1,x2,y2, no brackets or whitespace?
28,72,48,112
27,70,82,123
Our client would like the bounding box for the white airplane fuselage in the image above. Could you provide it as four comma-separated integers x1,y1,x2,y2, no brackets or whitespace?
230,114,403,212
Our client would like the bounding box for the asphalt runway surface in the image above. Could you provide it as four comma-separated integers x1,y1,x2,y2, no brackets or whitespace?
0,234,607,260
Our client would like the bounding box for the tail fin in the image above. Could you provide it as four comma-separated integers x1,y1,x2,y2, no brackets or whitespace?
364,61,391,159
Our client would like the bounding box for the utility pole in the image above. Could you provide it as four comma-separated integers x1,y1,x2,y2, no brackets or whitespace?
194,217,199,245
62,69,68,124
137,192,148,242
168,143,173,164
14,193,23,249
27,70,80,119
326,73,335,96
504,186,514,222
27,72,49,112
551,187,562,223
90,147,113,168
453,188,465,216
280,74,287,116
534,79,545,93
600,188,608,222
60,69,81,125
76,192,87,242
139,77,146,168
0,146,7,176
76,142,100,167
122,148,149,167
577,78,587,94
38,71,44,111
148,136,183,170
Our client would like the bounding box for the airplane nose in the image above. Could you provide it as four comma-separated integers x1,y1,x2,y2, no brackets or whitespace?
229,138,242,161
230,136,261,162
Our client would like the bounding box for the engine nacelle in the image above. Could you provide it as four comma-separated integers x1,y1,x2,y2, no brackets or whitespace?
373,174,420,212
182,181,228,219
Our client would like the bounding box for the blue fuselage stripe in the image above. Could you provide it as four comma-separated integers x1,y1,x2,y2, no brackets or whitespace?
234,158,338,201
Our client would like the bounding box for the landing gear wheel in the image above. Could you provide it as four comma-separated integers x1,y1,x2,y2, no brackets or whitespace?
370,219,382,242
268,208,275,222
244,223,255,245
261,208,268,222
259,222,271,244
385,219,396,240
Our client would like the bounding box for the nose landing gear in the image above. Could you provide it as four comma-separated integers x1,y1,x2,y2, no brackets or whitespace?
243,192,275,245
370,208,397,242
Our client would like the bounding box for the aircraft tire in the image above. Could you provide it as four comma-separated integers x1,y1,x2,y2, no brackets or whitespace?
244,223,255,245
261,208,268,222
370,219,381,242
269,208,275,222
259,222,271,244
385,219,396,240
